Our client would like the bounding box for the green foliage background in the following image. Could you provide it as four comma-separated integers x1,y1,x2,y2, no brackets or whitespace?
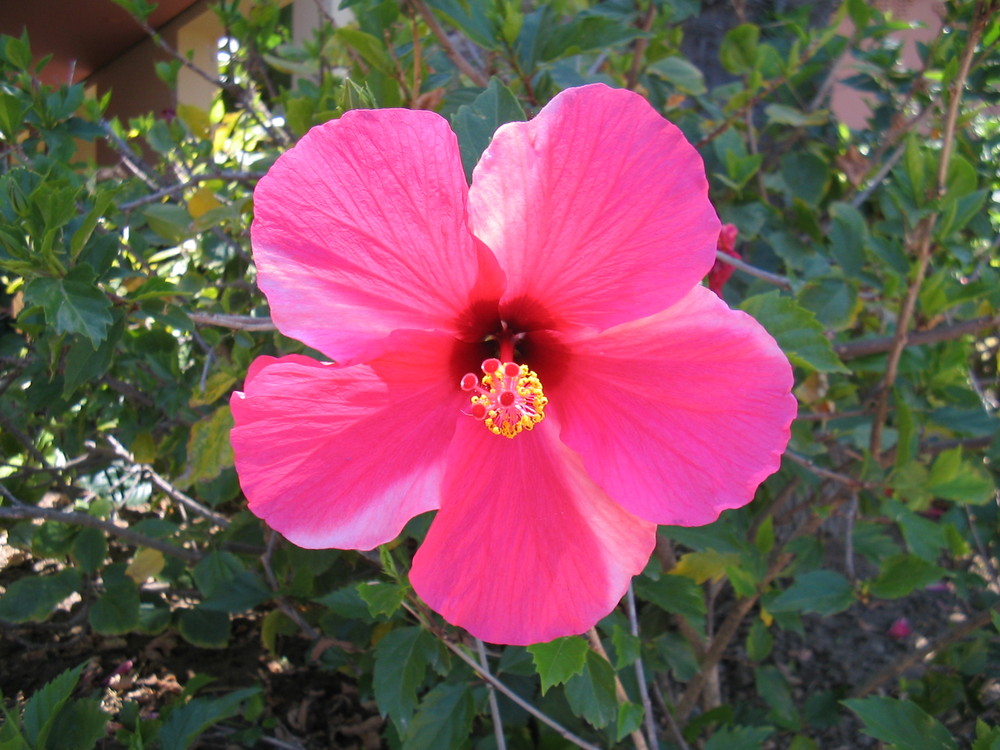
1,0,998,747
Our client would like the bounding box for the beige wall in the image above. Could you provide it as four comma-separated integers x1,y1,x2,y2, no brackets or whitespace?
831,0,946,129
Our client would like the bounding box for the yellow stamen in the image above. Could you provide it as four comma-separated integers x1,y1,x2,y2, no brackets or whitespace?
461,359,547,438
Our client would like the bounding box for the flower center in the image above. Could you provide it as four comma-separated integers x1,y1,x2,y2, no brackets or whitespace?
460,358,547,438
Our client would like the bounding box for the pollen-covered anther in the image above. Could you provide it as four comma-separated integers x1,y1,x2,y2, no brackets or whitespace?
460,360,547,438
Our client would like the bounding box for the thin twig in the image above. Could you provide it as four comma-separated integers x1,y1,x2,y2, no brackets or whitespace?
118,171,263,212
100,121,162,189
714,249,792,289
0,490,202,564
106,435,231,528
409,0,489,87
652,681,691,750
586,628,649,750
844,492,858,581
847,140,907,210
189,312,277,331
0,409,48,466
401,606,600,750
626,585,660,750
262,530,320,640
476,638,507,750
836,315,1000,359
130,13,291,146
675,496,849,719
625,1,657,91
784,450,866,489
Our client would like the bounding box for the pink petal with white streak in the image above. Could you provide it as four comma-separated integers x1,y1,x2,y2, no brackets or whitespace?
230,332,466,549
468,83,718,332
252,108,503,362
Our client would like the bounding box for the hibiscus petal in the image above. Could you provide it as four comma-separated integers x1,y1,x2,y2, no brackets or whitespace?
410,419,656,645
251,109,503,362
468,83,718,332
230,332,466,549
554,285,796,526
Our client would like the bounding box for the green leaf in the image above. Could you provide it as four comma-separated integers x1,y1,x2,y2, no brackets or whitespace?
972,719,1000,750
720,23,760,74
903,135,928,205
843,697,958,750
3,32,32,70
71,526,107,574
527,635,589,695
610,625,640,669
402,681,475,750
539,13,641,61
314,584,372,621
177,406,234,487
143,204,193,244
24,266,113,348
649,56,706,95
746,618,773,662
564,650,617,729
781,152,829,207
334,28,393,74
357,581,406,619
22,663,87,749
765,104,828,127
157,687,260,750
62,313,123,398
768,570,854,615
193,551,270,613
137,602,172,635
797,277,859,331
756,665,800,729
89,574,141,635
423,0,499,50
846,0,872,28
451,78,526,183
0,568,82,623
0,93,29,140
869,554,946,599
634,573,706,625
828,202,867,277
614,701,644,743
673,550,740,584
177,607,231,648
705,725,775,750
373,627,432,731
926,448,995,504
70,192,113,259
45,698,110,750
740,291,849,373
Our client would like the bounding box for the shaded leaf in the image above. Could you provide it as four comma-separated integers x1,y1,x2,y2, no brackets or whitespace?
768,570,854,615
740,291,849,373
402,681,475,750
565,651,617,729
374,627,433,731
843,697,957,750
0,568,82,623
451,78,526,183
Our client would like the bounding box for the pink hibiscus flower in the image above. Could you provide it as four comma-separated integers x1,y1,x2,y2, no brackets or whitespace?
230,84,796,646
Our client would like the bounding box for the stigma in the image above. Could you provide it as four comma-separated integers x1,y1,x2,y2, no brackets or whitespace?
460,359,547,438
